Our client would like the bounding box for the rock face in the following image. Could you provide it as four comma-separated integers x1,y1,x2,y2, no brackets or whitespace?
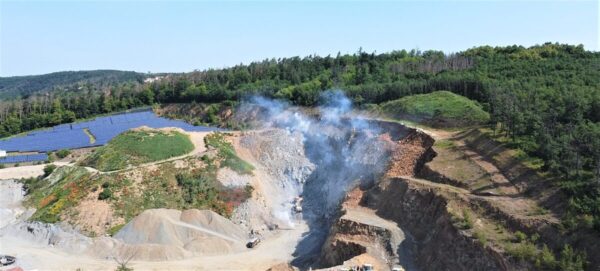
365,178,510,271
385,130,436,177
317,124,515,271
319,207,405,269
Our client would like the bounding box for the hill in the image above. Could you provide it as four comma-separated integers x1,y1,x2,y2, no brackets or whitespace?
80,128,194,171
0,70,146,99
380,91,490,127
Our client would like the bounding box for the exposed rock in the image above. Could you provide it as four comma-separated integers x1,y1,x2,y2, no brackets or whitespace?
386,130,436,177
365,177,512,271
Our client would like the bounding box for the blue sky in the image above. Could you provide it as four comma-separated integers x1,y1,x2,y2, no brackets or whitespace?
0,0,598,76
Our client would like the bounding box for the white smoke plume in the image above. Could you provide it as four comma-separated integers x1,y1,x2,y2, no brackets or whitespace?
238,91,393,225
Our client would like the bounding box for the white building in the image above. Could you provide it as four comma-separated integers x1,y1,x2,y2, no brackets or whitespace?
0,150,6,157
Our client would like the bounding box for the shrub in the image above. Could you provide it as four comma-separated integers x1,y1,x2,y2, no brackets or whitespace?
0,164,5,169
115,265,133,271
559,245,586,271
244,184,254,198
507,241,538,261
461,209,474,229
514,231,527,243
535,245,557,269
473,231,487,246
98,188,113,200
43,164,57,177
56,149,71,159
108,224,125,236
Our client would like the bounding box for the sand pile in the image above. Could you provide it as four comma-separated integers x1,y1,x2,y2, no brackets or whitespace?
114,209,247,256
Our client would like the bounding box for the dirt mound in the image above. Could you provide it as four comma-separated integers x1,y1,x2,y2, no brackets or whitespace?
114,209,247,255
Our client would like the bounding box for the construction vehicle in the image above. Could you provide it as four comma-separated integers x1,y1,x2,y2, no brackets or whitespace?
246,237,261,248
293,196,303,213
362,264,374,271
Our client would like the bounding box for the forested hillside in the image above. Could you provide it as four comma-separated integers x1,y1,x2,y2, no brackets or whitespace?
0,70,146,99
1,43,599,228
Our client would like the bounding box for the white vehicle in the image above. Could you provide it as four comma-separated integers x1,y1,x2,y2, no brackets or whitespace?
246,237,260,248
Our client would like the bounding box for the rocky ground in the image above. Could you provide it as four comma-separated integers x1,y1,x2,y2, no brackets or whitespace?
2,116,590,271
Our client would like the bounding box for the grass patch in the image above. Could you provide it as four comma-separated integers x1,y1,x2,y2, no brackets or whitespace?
81,129,194,171
55,149,71,159
107,223,125,236
381,91,490,127
83,128,96,144
434,139,456,149
204,132,254,175
455,209,475,229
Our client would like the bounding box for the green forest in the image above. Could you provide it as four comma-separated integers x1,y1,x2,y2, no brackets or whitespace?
1,43,599,228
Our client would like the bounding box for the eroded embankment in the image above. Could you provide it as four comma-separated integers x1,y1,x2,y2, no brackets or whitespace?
365,177,509,270
314,123,434,270
316,124,525,271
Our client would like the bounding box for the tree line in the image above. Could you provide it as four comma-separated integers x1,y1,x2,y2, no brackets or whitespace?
1,43,599,227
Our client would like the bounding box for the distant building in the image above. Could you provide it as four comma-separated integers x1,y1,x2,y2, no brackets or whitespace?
0,150,6,157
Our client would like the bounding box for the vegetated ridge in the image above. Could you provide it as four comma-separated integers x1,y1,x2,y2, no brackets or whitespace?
0,70,146,99
380,90,490,127
80,128,194,171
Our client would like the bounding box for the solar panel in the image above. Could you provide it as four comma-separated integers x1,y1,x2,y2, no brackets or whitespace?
0,153,48,164
0,109,224,154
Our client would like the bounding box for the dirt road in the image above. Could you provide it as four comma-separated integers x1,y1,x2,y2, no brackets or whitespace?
0,162,70,180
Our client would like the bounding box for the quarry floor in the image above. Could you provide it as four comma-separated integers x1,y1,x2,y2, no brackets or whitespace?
0,222,308,271
0,122,567,271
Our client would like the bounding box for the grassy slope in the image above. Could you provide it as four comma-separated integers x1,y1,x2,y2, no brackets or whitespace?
25,156,252,234
380,91,490,127
81,129,194,171
204,132,254,175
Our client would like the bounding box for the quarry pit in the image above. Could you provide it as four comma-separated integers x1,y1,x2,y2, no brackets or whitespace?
0,95,528,271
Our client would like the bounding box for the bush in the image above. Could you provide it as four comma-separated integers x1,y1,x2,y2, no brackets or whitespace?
43,164,57,177
244,184,254,198
56,149,71,159
473,231,487,246
507,241,538,261
514,231,527,243
108,224,125,236
559,245,586,271
98,188,113,200
535,245,557,269
0,164,5,169
461,209,474,229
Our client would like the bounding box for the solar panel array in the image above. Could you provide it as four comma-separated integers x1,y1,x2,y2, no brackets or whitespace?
0,110,222,157
0,153,48,164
